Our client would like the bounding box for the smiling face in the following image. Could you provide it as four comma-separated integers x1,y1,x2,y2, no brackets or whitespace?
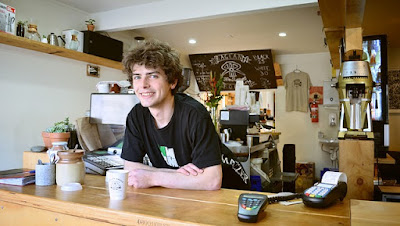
132,64,177,110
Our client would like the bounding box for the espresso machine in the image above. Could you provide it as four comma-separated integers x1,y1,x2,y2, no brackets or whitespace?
338,60,374,139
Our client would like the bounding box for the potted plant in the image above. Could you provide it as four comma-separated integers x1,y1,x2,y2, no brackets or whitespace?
42,117,75,148
85,19,96,31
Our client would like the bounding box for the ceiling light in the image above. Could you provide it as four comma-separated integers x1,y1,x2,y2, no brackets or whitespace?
188,39,197,44
279,32,287,37
134,36,145,44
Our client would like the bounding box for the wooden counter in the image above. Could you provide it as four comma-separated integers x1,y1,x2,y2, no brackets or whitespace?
0,175,350,225
351,199,400,225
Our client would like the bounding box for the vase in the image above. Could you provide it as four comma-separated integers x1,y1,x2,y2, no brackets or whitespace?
210,106,219,131
87,24,95,31
42,131,52,149
49,132,71,146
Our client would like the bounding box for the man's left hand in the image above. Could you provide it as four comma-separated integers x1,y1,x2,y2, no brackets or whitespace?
177,163,204,176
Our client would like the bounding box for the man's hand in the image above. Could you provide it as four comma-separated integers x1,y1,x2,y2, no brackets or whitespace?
177,163,204,176
128,169,154,188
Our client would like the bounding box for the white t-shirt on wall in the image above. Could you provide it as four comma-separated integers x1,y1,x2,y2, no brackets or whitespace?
284,71,311,112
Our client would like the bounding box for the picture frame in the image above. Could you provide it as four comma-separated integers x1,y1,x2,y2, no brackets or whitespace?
87,64,100,77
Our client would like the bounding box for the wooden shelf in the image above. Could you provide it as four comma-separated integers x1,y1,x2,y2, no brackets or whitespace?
0,32,123,70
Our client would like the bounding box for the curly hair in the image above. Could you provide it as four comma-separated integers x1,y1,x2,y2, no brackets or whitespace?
122,39,183,94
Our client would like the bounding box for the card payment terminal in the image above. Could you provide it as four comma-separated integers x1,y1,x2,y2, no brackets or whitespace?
302,171,347,208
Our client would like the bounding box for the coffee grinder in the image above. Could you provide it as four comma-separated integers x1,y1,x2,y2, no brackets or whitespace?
338,60,374,139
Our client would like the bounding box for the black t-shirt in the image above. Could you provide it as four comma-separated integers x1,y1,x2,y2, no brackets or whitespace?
121,93,221,169
121,93,250,190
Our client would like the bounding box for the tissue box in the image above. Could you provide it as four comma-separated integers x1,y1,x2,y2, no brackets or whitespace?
61,29,84,52
0,2,16,34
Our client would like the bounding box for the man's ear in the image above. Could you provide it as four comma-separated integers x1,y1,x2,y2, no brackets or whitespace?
170,79,178,89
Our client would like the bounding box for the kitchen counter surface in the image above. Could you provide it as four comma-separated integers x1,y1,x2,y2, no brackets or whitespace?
0,174,351,225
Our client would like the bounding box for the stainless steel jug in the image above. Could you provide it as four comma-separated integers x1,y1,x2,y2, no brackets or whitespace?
47,33,59,46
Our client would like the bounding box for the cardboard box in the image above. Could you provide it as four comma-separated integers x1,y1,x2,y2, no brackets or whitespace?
295,162,315,193
62,29,84,52
0,2,16,34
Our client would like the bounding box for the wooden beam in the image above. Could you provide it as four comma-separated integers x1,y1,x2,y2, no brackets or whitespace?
346,0,366,28
324,29,344,69
345,27,363,52
319,0,346,69
318,0,366,68
318,0,346,28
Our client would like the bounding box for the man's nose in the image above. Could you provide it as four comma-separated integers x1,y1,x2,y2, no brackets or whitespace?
136,77,150,88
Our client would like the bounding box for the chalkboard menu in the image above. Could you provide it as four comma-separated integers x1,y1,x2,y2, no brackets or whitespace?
189,49,276,91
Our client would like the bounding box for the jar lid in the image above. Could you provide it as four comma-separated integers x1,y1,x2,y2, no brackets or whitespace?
52,141,68,145
61,182,82,191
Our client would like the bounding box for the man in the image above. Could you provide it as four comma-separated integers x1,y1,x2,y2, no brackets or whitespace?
121,40,249,191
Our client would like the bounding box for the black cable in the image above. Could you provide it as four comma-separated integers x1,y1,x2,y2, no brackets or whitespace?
267,193,303,204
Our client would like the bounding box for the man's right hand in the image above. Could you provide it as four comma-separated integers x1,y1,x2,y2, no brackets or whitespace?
177,163,204,176
128,168,154,188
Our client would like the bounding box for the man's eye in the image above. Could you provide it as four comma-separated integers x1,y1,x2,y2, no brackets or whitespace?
150,74,159,79
133,75,141,80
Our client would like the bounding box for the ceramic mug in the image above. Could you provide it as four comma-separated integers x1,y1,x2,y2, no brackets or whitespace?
97,82,110,93
36,163,56,186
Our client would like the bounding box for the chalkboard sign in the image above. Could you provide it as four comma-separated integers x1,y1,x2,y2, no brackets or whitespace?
189,49,276,91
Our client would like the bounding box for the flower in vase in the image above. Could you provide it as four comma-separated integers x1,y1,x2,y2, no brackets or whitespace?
205,71,224,108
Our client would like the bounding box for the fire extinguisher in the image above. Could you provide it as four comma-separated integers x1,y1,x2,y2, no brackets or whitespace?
309,100,319,123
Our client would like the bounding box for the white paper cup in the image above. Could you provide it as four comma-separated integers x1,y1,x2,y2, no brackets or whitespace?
107,170,129,200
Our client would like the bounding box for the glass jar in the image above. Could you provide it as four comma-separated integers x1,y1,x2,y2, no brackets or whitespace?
68,34,79,50
47,141,69,164
25,24,41,41
51,141,69,151
56,150,85,186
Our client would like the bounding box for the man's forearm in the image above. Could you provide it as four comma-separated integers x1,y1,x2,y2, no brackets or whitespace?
150,165,222,190
124,161,222,190
124,161,175,172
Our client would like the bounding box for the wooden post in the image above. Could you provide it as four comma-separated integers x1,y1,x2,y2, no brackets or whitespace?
345,27,363,52
339,139,374,200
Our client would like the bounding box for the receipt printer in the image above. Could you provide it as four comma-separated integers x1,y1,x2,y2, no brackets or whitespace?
302,171,347,208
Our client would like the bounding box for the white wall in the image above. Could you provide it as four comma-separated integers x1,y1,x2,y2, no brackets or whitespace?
0,0,127,170
274,52,338,179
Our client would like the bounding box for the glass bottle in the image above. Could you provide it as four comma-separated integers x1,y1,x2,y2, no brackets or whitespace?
25,24,41,41
16,23,25,37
